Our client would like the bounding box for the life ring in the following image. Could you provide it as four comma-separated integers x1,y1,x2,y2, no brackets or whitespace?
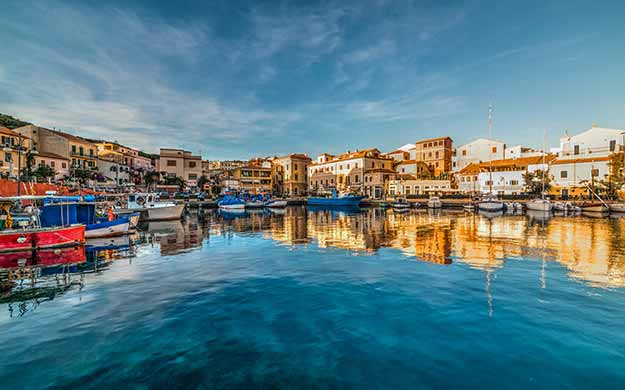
136,196,146,206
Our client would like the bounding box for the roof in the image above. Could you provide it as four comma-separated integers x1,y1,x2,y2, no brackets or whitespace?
383,149,410,157
36,151,69,160
43,127,96,145
277,153,311,161
551,156,610,165
457,154,556,174
309,148,391,166
0,126,30,139
415,136,453,145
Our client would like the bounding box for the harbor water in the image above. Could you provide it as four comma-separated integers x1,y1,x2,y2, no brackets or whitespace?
1,207,624,389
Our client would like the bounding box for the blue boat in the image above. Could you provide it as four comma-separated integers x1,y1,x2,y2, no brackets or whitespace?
307,190,364,207
218,195,245,210
40,201,130,238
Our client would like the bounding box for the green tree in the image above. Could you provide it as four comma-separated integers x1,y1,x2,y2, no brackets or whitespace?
523,169,552,195
598,151,625,200
71,168,95,185
165,176,185,191
143,171,159,190
197,175,208,191
32,165,56,182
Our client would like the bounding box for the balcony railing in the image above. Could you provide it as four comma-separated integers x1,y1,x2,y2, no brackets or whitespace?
70,151,96,158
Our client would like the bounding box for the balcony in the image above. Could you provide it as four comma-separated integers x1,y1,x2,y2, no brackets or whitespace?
70,151,96,159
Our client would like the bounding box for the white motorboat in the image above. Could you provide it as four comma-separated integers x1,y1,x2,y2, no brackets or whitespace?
526,198,553,212
127,193,185,221
392,198,411,210
477,195,504,212
609,203,625,213
85,218,129,238
266,199,288,208
553,201,567,211
427,196,442,209
245,200,265,208
513,202,523,211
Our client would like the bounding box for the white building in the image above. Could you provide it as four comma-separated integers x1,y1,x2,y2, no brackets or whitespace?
456,155,553,195
550,125,624,197
388,178,453,196
452,138,506,172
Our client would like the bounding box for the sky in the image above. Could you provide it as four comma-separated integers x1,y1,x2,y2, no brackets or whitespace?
1,0,624,160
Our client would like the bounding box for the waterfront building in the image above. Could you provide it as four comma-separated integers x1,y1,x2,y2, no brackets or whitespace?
14,125,98,172
549,125,624,198
363,167,395,199
96,158,132,187
456,155,554,195
387,177,453,196
226,159,273,194
272,153,311,196
94,140,153,185
34,151,69,182
394,159,432,177
452,138,506,172
307,149,393,195
411,137,453,176
157,148,203,189
0,126,32,178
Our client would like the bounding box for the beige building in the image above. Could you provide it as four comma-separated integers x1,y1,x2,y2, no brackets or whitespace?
35,152,69,181
363,167,395,199
157,148,203,188
388,178,453,196
228,160,273,193
13,125,98,171
0,126,32,178
307,148,393,195
411,136,453,176
273,153,312,196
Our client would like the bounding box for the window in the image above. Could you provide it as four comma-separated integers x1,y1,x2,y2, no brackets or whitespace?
294,173,299,181
355,175,359,182
89,149,94,156
72,145,76,153
242,170,252,177
62,162,67,169
167,160,177,167
560,171,568,178
4,153,11,163
79,146,84,156
435,151,439,158
88,161,94,167
510,180,519,185
485,180,493,186
51,161,55,168
610,140,616,152
294,164,298,171
189,161,197,168
492,147,497,153
574,145,579,155
462,150,467,156
355,163,358,168
347,164,350,169
188,174,197,180
591,168,599,177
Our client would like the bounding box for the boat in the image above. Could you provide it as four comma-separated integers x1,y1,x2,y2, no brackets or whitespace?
392,198,411,210
125,193,185,221
526,198,554,212
427,196,442,209
579,202,608,213
265,199,288,208
245,199,265,208
477,195,505,212
553,201,567,211
307,191,364,208
0,225,85,253
609,203,625,213
218,195,245,210
463,203,475,211
85,217,130,238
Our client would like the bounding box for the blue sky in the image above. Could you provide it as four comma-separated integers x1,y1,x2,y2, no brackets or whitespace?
1,0,624,159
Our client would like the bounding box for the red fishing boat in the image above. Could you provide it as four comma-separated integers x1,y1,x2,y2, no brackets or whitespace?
0,225,85,253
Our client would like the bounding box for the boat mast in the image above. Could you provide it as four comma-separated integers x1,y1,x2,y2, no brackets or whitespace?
488,105,494,195
541,129,546,200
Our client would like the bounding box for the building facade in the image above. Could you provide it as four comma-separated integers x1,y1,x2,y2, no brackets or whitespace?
307,149,393,195
0,126,32,178
13,125,98,172
273,154,311,196
452,138,506,172
388,178,453,196
412,137,453,176
34,151,69,181
157,148,203,188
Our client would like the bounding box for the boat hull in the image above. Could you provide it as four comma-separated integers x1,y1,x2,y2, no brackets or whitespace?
307,196,364,207
427,202,442,209
219,203,245,210
610,204,625,213
0,225,85,253
477,201,504,212
581,205,608,213
266,200,288,208
85,219,129,238
526,201,553,212
145,205,185,220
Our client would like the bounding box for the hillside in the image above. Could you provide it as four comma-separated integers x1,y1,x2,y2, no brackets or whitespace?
0,113,31,129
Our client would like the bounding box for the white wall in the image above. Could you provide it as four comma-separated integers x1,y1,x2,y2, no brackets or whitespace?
559,127,624,159
453,138,506,172
551,160,609,187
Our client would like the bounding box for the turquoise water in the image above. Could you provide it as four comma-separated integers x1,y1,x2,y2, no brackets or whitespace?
1,208,625,389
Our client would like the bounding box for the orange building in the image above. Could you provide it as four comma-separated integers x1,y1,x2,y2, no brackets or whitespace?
413,136,453,176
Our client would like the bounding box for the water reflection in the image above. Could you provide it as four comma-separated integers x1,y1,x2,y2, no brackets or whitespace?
1,207,625,315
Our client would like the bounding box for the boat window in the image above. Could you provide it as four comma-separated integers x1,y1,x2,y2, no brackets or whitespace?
129,195,135,202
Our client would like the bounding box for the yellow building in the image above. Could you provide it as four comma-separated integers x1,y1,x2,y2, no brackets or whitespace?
229,160,273,193
0,126,32,178
273,153,312,196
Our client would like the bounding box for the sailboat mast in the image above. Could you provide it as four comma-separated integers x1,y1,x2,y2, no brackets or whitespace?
542,129,546,199
488,105,493,195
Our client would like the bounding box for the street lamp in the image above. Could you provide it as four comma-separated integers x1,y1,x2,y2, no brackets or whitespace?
3,133,32,196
